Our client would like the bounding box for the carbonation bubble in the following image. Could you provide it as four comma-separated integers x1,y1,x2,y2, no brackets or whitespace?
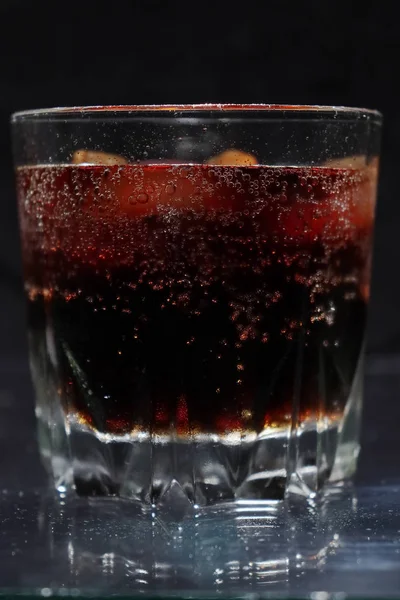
165,183,176,195
137,193,149,204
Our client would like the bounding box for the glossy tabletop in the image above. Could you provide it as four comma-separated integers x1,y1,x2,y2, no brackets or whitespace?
0,354,399,599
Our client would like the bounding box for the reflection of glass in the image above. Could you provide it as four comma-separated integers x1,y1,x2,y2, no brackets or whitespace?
12,105,381,506
3,485,400,596
41,491,348,593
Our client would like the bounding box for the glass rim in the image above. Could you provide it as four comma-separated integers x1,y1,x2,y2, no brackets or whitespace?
11,103,382,122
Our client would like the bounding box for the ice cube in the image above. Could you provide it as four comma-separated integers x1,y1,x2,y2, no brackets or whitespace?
324,155,379,170
206,149,257,166
72,150,128,166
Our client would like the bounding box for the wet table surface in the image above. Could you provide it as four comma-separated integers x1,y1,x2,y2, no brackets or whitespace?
0,354,399,599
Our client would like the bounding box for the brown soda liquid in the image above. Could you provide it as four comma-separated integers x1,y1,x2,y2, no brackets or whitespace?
17,163,376,438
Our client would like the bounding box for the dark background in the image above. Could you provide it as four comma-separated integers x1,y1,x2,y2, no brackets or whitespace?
0,0,398,371
0,4,399,589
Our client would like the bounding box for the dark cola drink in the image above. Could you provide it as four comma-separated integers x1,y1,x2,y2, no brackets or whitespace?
16,154,377,502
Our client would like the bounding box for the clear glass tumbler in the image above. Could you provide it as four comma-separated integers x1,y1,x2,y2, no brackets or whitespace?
12,105,381,507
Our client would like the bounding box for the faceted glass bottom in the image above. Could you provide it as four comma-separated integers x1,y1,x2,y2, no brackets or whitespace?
33,346,363,507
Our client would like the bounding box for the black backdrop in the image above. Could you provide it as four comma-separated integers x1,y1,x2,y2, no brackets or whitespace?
0,0,398,369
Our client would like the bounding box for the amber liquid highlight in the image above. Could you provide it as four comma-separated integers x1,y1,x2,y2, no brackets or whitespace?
17,163,374,440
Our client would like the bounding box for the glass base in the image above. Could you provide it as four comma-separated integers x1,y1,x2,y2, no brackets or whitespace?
39,420,360,509
33,336,363,508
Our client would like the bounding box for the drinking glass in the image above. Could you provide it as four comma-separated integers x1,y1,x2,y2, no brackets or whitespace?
11,105,381,508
